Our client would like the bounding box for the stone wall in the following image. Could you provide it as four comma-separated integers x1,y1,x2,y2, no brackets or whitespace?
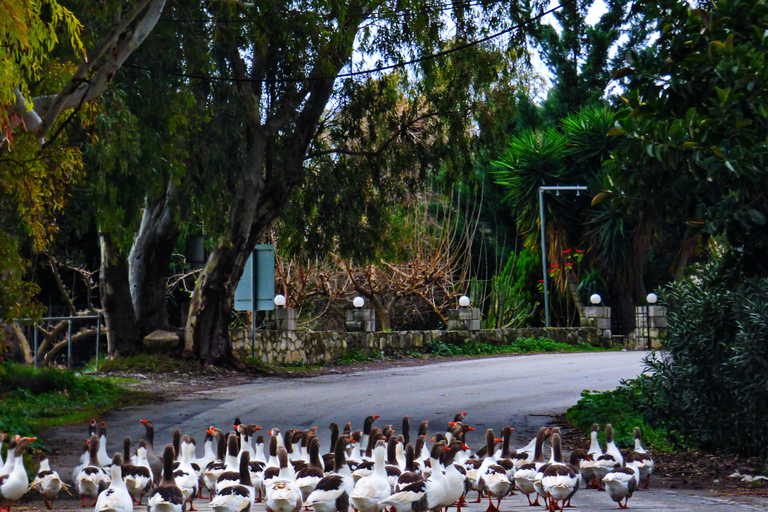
231,327,610,365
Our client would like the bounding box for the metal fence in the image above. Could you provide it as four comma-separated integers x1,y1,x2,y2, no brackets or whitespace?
18,314,103,370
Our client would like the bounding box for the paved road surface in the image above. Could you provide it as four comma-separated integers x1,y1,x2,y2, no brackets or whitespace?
35,351,768,511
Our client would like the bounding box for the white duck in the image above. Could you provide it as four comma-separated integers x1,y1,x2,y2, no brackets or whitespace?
72,439,90,483
604,424,624,466
95,453,133,512
602,460,642,509
306,435,355,512
148,445,186,512
540,432,579,512
30,457,67,509
124,440,154,505
440,440,468,512
0,437,35,512
76,434,111,507
265,446,303,512
349,440,391,512
173,436,199,510
204,429,229,497
210,452,255,512
588,425,622,489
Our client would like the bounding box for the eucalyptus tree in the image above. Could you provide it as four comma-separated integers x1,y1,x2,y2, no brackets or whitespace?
156,0,548,364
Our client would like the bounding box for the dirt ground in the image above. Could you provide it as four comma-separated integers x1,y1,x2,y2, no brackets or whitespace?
23,354,768,509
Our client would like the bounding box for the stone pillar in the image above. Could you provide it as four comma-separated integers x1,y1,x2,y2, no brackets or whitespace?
265,307,297,331
580,306,611,338
346,309,375,332
447,308,481,331
648,305,667,348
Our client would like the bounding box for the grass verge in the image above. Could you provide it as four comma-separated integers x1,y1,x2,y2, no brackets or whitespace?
0,361,151,438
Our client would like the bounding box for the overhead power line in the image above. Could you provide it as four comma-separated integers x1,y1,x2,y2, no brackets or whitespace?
125,1,568,84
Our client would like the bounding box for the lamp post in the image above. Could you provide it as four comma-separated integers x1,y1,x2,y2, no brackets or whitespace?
645,292,657,349
539,185,587,327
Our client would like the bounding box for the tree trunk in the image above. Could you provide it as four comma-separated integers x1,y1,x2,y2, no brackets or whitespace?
100,232,142,357
129,183,186,335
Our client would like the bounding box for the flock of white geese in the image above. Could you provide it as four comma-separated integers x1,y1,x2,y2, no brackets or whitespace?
1,414,654,512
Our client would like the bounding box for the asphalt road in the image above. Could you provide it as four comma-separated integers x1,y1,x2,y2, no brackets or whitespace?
36,351,768,511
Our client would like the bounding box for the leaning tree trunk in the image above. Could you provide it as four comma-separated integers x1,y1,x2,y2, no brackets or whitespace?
129,183,186,336
100,232,142,357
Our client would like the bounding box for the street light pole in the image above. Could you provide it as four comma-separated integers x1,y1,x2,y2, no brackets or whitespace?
539,185,588,328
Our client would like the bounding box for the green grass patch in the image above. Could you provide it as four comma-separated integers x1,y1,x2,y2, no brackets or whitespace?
0,362,149,437
427,336,609,357
97,353,204,374
566,375,673,452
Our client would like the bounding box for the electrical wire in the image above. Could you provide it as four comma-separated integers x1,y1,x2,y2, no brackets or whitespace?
124,0,569,84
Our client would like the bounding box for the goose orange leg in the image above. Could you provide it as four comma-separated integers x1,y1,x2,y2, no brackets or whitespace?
484,493,500,512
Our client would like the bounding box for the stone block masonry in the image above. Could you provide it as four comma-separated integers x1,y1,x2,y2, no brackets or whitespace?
230,327,610,365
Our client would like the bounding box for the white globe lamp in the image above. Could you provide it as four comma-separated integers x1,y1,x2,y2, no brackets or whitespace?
590,293,602,305
274,294,286,308
646,293,658,304
458,296,471,308
353,296,365,309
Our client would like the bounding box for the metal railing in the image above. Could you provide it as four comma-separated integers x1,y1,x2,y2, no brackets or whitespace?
19,314,103,370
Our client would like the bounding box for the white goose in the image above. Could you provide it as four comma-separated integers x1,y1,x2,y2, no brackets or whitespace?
604,424,624,467
174,436,200,510
265,446,303,512
95,453,133,512
0,437,35,512
97,421,112,468
30,457,67,509
588,425,622,489
306,436,355,512
476,429,510,512
76,434,111,507
349,440,391,512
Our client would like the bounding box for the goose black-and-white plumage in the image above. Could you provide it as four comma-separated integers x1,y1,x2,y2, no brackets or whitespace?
204,429,229,497
215,433,242,495
124,440,154,505
513,427,549,507
378,442,449,512
76,434,111,507
175,436,200,510
359,417,380,452
540,433,579,512
30,457,66,509
604,424,624,467
394,444,423,493
295,437,324,501
602,460,642,509
306,435,355,512
148,445,186,512
72,439,90,483
580,424,602,488
210,452,255,512
95,453,133,512
476,429,510,512
627,427,654,490
140,419,164,484
586,424,622,490
265,446,303,512
349,440,391,512
0,437,35,512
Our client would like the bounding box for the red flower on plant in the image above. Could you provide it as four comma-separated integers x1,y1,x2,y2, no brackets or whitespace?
562,248,571,254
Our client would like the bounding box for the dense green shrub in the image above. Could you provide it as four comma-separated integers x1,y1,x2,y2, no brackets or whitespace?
645,260,768,458
567,375,672,451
